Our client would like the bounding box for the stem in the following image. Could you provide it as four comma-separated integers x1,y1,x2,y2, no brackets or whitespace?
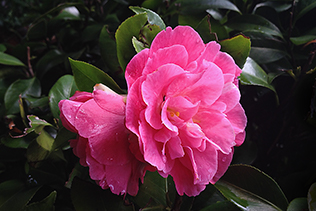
27,46,34,77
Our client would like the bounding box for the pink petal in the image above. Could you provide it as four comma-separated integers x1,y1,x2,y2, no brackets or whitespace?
167,96,200,122
93,89,125,115
142,64,185,129
69,136,88,167
213,51,238,77
125,48,150,89
194,41,220,72
225,103,247,146
69,91,93,102
59,100,81,133
210,149,233,184
166,136,185,160
150,26,205,63
194,111,235,154
216,82,240,113
85,149,106,181
125,78,147,137
142,44,188,76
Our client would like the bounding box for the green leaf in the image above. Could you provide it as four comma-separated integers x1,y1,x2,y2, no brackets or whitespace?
132,36,147,53
290,35,316,45
176,0,240,14
240,57,276,93
52,126,76,150
115,13,148,71
140,24,162,46
0,44,7,52
132,171,168,209
99,25,121,74
295,1,316,22
23,191,57,211
220,35,251,68
0,180,40,211
71,177,134,211
25,115,53,134
4,77,41,114
130,6,166,30
0,52,26,67
49,74,78,120
200,201,240,211
215,164,288,211
1,135,35,149
287,198,308,211
250,47,287,64
69,58,123,93
225,14,284,39
308,183,316,211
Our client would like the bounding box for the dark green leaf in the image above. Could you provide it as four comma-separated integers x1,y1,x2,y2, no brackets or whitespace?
4,77,41,114
290,35,316,45
226,14,284,39
130,6,166,30
0,180,40,211
308,183,316,211
99,25,121,74
220,34,251,68
1,135,34,149
250,47,287,64
287,198,308,211
240,57,276,93
132,171,168,209
71,177,134,211
253,2,292,13
23,191,57,211
115,13,148,71
0,44,7,52
295,1,316,22
52,126,76,150
200,201,240,211
49,74,78,120
215,164,288,211
69,58,123,93
0,52,26,67
176,0,240,15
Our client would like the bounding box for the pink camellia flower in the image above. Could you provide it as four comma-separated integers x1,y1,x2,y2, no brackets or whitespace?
125,26,247,196
58,84,150,196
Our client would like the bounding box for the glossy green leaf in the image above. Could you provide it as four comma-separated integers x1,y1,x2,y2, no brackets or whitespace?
4,77,41,114
99,25,121,74
215,164,288,211
35,49,65,80
25,115,53,134
132,171,168,209
308,183,316,211
226,14,284,39
0,180,40,211
200,201,240,211
24,191,57,211
240,57,276,93
49,74,78,120
176,0,240,14
0,52,26,67
69,58,122,93
290,35,316,45
130,6,166,30
287,198,308,211
1,134,35,149
132,36,147,53
250,47,287,64
220,35,251,68
71,177,134,211
295,1,316,22
253,2,292,13
115,13,148,71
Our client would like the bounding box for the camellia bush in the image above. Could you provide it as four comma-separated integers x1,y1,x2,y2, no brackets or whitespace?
1,0,316,210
